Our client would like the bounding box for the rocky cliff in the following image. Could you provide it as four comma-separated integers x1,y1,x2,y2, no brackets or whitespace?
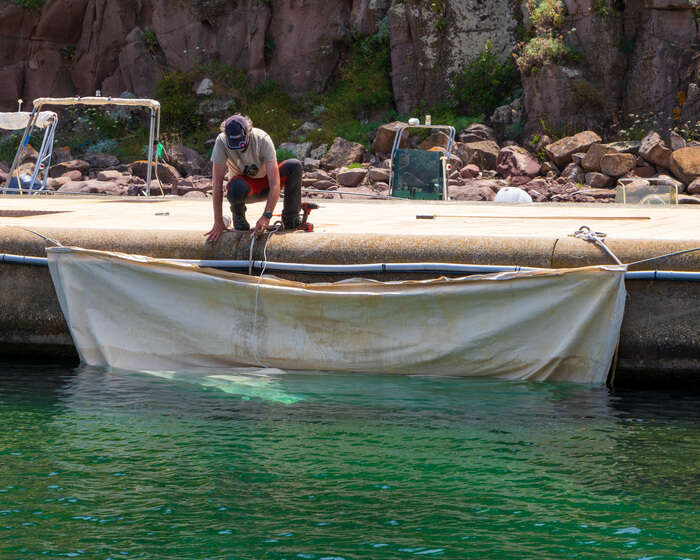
0,0,697,136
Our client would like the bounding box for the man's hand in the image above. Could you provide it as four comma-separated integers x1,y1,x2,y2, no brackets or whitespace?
205,219,229,243
254,215,270,236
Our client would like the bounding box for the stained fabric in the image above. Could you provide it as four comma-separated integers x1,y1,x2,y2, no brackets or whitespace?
47,247,627,384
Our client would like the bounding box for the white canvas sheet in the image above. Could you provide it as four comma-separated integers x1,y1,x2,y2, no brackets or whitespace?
33,97,160,109
0,111,56,130
47,247,627,383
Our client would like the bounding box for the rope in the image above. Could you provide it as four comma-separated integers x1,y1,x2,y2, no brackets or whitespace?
626,247,700,268
571,225,623,265
248,223,283,369
4,225,62,247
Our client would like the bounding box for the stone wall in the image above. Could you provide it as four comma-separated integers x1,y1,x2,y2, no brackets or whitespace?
522,0,699,134
0,0,518,111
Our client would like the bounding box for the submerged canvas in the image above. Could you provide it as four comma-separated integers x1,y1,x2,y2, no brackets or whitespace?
47,247,627,383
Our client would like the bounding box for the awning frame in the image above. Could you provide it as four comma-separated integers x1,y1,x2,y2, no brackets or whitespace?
2,96,161,196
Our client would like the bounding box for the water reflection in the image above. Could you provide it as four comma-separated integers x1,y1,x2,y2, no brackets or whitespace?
0,362,697,559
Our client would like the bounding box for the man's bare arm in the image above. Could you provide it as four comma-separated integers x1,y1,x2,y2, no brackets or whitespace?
205,162,228,243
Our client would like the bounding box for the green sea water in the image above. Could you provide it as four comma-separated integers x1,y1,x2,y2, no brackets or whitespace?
0,362,698,560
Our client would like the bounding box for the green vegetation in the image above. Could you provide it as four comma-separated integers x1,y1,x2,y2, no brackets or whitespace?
11,0,44,9
516,36,571,73
154,62,299,153
0,133,21,164
275,147,295,162
143,30,159,54
306,17,393,147
591,0,624,18
528,0,565,31
452,40,521,118
515,0,579,74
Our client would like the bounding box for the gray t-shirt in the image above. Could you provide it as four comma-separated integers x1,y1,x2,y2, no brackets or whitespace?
210,127,276,179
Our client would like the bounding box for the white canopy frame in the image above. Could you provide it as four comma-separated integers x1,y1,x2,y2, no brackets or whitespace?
1,111,58,194
2,96,161,196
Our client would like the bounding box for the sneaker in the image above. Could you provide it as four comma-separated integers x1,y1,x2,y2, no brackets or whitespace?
232,204,250,231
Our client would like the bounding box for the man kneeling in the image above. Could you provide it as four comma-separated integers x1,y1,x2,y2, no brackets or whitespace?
205,114,302,242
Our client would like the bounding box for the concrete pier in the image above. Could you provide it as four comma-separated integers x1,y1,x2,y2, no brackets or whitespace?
1,195,698,384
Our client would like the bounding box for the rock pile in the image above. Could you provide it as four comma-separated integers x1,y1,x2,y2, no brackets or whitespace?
2,123,698,205
296,124,700,204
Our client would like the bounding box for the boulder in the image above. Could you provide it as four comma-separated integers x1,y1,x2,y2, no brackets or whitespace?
540,161,560,177
337,168,367,187
496,146,541,179
54,147,73,164
458,123,496,144
571,152,586,166
607,141,641,154
368,167,390,183
85,153,120,169
278,141,312,161
669,131,686,151
453,140,500,170
632,166,657,178
545,131,602,168
670,146,700,185
60,169,83,181
449,182,498,201
313,180,336,190
97,170,122,181
417,131,450,151
168,145,206,176
310,144,329,160
687,178,700,195
372,122,408,154
49,159,89,178
584,172,614,189
460,164,480,179
582,143,618,172
57,181,85,194
290,121,320,139
195,78,213,96
310,169,332,181
600,153,636,177
321,137,365,170
657,174,686,194
639,132,672,169
561,163,585,184
302,158,320,171
129,161,181,185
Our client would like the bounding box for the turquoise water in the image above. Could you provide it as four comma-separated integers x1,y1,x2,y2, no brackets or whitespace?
0,362,698,560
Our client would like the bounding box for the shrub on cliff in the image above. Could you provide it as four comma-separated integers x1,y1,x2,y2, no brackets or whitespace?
452,40,520,118
307,18,393,147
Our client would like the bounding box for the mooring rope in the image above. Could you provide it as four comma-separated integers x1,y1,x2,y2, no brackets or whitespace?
248,223,283,369
3,225,63,247
571,225,623,265
626,247,700,268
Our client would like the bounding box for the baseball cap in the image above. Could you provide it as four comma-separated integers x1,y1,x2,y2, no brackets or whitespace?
224,115,249,150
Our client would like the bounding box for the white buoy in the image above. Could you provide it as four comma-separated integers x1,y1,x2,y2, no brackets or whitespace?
494,187,533,203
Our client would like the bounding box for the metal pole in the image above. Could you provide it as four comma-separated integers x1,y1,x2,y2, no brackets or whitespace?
3,106,39,194
153,107,161,193
145,108,156,196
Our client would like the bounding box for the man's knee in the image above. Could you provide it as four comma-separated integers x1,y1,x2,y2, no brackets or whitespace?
280,159,302,181
226,178,250,204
